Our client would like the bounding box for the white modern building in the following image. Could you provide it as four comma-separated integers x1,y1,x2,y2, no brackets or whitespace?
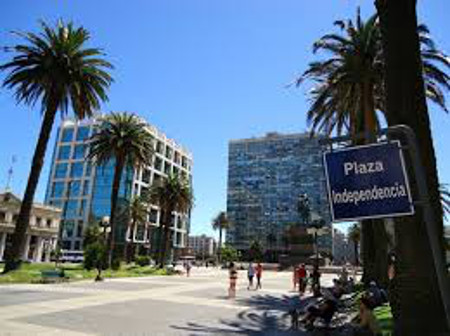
188,235,216,258
44,116,193,252
0,192,61,262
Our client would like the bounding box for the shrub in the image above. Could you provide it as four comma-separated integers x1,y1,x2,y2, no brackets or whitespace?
135,255,150,267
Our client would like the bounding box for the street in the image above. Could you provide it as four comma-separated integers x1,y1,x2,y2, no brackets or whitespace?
0,268,336,335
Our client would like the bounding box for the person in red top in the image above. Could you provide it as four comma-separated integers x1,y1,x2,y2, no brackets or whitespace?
255,263,263,289
298,264,307,295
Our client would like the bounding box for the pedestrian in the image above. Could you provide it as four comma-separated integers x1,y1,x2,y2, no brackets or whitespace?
186,261,192,277
255,262,263,289
298,263,307,295
228,262,238,298
311,264,321,297
247,262,255,290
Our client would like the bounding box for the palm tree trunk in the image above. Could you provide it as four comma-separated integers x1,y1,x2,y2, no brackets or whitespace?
158,210,170,267
108,158,125,269
218,228,223,263
124,219,133,263
360,80,390,286
376,0,448,333
3,103,57,273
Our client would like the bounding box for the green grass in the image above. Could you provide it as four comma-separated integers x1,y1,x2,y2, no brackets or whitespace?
374,304,394,336
0,262,173,284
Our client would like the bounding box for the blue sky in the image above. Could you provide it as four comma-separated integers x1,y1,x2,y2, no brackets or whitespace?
0,1,449,238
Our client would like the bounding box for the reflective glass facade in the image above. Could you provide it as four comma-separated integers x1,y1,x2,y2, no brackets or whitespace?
226,132,331,253
45,117,193,252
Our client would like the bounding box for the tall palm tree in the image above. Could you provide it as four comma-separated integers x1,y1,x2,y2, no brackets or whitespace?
212,211,231,263
298,9,450,286
0,20,113,273
299,10,450,138
149,174,193,267
88,112,154,267
123,196,149,263
348,223,361,266
376,0,449,333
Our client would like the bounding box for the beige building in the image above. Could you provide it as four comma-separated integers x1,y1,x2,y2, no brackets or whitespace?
0,192,61,262
188,235,216,258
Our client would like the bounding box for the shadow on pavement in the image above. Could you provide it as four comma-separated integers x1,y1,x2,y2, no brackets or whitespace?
171,294,320,335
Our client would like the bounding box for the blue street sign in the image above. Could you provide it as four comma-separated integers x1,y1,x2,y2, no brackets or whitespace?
323,141,414,222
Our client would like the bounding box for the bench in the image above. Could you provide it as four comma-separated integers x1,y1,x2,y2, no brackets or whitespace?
40,269,67,283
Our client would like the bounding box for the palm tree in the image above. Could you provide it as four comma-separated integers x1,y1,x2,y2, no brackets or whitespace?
212,211,232,263
348,223,361,266
0,20,113,273
88,112,154,268
123,196,149,263
298,9,450,287
376,0,449,333
149,174,193,267
298,10,450,138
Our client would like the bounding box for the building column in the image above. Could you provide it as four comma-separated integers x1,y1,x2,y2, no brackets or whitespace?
0,232,6,261
33,237,44,262
22,235,31,261
44,239,51,262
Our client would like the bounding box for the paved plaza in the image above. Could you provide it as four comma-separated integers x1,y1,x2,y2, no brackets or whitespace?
0,268,336,336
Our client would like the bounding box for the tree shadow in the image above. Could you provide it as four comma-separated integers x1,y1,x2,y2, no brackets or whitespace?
171,294,320,335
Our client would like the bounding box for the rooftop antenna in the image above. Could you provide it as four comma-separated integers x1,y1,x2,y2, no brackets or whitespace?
5,155,16,192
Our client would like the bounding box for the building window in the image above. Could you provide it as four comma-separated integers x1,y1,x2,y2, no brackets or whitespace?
174,152,180,165
51,182,65,198
63,220,75,238
70,162,84,178
36,217,42,227
154,157,162,171
50,200,62,209
149,209,158,223
76,126,90,141
65,201,78,218
62,240,71,250
69,180,81,197
85,162,92,176
0,212,5,222
61,128,74,143
164,162,171,175
54,163,68,178
140,186,149,199
173,166,179,176
58,145,71,160
73,144,85,160
153,174,162,186
76,220,84,238
79,199,86,217
82,180,90,196
46,219,52,228
142,169,151,184
156,141,164,154
74,241,81,251
181,156,187,168
165,146,173,160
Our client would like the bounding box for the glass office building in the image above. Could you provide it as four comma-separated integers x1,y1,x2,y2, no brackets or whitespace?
45,116,193,252
226,132,331,254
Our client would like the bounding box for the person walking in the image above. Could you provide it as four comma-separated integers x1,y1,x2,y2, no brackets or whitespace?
247,262,255,290
186,261,192,277
228,262,238,298
298,263,307,295
255,263,263,290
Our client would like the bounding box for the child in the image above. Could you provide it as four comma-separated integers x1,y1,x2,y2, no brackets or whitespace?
228,262,238,298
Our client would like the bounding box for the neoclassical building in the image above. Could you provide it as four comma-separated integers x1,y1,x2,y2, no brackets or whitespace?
0,192,61,262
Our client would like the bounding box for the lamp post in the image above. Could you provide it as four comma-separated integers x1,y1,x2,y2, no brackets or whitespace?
99,216,110,243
